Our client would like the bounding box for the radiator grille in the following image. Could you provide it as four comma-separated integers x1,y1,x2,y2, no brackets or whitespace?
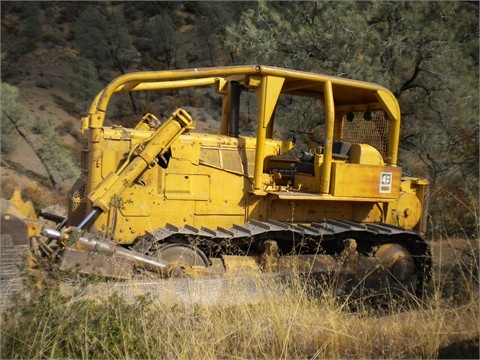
341,111,390,160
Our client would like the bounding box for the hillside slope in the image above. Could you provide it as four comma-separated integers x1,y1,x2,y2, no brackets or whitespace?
1,2,240,207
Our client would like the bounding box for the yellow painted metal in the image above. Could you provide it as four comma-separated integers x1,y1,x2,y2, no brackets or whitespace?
376,89,401,165
5,187,37,220
220,92,231,135
263,196,383,224
115,77,218,93
88,109,192,212
92,67,260,128
1,65,436,292
1,187,43,239
397,177,429,232
267,192,394,202
66,65,429,243
222,255,261,273
253,75,285,190
330,163,402,199
87,130,291,243
320,81,335,194
375,243,410,269
394,192,422,229
349,144,385,165
85,127,105,207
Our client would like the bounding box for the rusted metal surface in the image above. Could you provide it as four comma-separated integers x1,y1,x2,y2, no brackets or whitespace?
60,236,186,278
0,213,30,311
60,247,134,279
0,278,24,311
58,274,290,306
1,214,30,281
1,213,29,248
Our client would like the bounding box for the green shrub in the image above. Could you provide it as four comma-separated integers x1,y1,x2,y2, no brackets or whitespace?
68,57,102,113
1,82,80,190
1,83,25,154
35,76,53,89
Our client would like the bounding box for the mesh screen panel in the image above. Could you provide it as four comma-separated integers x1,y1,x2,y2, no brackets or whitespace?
341,111,389,160
67,177,87,226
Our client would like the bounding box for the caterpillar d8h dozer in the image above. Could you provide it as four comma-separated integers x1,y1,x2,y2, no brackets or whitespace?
1,65,431,300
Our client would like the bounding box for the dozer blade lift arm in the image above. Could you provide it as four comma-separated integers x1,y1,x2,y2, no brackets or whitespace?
81,108,193,229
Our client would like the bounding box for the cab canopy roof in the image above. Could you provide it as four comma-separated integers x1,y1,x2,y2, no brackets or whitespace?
94,65,400,122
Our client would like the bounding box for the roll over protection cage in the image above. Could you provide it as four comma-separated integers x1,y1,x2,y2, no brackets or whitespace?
82,65,402,194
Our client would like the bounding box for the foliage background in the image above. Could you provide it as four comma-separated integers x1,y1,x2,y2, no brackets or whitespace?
1,0,478,237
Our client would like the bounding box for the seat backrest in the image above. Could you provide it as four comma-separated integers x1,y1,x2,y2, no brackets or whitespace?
332,141,351,159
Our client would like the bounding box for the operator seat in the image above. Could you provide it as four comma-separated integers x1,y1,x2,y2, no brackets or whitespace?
332,141,351,159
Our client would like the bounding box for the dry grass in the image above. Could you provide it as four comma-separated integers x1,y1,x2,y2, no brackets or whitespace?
1,238,478,359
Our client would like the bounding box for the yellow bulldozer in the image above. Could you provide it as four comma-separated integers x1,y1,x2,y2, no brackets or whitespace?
1,65,431,300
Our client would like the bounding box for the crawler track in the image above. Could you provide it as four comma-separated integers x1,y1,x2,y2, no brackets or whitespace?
132,219,432,295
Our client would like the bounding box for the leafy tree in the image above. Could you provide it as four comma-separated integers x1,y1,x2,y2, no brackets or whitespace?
72,5,137,112
187,2,250,66
22,1,42,41
144,13,185,69
0,83,24,155
72,5,136,77
226,0,479,236
69,57,103,113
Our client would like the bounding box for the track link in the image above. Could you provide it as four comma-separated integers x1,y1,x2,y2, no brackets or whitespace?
131,219,432,292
